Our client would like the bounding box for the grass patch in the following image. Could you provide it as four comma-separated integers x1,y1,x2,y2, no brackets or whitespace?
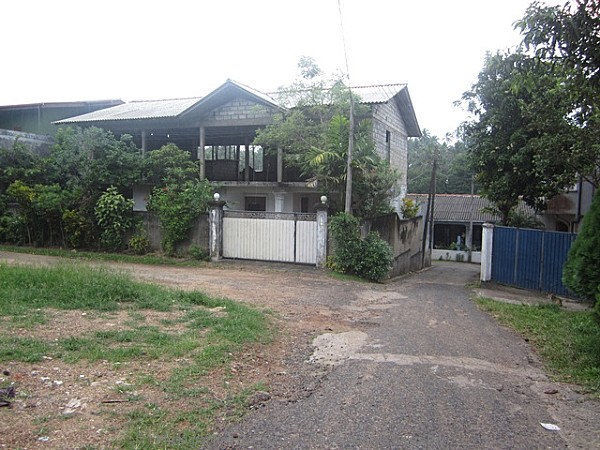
0,244,210,267
0,263,274,448
477,298,600,394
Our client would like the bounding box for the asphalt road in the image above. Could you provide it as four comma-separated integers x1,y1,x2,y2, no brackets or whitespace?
206,262,593,450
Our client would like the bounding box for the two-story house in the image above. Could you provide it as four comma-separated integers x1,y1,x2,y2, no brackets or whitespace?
55,79,421,213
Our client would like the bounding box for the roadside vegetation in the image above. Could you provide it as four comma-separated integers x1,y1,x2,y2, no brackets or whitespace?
476,298,600,395
0,263,273,448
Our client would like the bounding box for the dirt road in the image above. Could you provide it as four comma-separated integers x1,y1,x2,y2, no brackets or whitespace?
1,252,599,449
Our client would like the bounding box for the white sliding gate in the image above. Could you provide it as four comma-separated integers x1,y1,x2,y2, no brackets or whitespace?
223,211,317,264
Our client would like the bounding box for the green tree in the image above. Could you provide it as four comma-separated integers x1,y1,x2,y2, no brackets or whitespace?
0,139,41,192
408,132,475,195
563,189,600,302
461,51,578,223
516,0,600,188
254,57,397,218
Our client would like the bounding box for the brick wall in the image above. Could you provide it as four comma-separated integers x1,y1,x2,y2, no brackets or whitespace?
208,98,273,122
370,101,409,200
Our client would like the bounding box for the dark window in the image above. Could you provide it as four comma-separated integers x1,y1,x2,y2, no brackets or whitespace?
245,196,266,211
385,130,391,161
300,197,309,213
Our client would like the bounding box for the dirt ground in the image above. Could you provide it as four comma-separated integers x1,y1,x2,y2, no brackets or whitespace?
0,253,375,449
2,252,597,450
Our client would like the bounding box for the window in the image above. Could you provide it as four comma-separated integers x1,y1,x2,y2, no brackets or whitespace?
300,197,309,213
203,145,264,173
245,196,266,211
385,130,391,162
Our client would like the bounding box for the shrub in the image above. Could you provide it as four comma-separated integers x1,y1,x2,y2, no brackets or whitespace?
563,189,600,302
329,212,393,282
128,227,151,255
147,180,212,255
0,214,26,244
94,186,134,252
189,244,210,261
63,209,93,249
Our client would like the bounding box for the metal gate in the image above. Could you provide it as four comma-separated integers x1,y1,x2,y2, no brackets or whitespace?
223,210,317,264
491,226,576,296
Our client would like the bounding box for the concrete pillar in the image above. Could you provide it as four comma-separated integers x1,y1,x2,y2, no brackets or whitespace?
209,194,226,261
481,223,494,282
141,130,147,156
277,147,283,183
315,196,329,269
274,192,286,212
244,137,251,182
199,126,206,180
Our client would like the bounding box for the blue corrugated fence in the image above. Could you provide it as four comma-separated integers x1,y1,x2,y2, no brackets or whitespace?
491,226,577,297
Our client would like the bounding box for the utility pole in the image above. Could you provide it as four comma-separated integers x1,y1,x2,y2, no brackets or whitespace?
421,146,438,265
345,92,355,213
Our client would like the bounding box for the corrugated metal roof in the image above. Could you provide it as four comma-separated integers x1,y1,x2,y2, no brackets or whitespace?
407,194,535,223
350,83,408,104
55,97,202,123
226,79,282,108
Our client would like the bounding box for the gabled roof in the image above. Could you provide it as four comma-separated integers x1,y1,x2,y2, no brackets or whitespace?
353,84,421,138
54,79,283,125
407,194,536,223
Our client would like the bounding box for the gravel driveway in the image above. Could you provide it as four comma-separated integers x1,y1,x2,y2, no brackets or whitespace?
1,252,598,449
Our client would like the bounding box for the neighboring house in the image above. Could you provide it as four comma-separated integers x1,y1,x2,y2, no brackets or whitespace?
407,193,536,263
539,178,596,233
0,99,124,136
55,79,421,213
0,99,123,154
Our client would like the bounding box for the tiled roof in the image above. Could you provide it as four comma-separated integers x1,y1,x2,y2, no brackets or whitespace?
55,97,202,123
407,194,535,223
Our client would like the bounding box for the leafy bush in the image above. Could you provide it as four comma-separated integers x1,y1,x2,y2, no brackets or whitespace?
329,213,393,282
128,227,151,255
563,190,600,302
62,209,93,249
189,244,210,261
94,187,134,252
0,214,26,244
147,180,212,255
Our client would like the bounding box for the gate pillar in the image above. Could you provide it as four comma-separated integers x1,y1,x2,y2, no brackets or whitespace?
481,223,494,281
316,196,329,269
209,193,226,261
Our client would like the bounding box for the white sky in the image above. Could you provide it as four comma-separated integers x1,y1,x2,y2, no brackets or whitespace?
3,0,553,138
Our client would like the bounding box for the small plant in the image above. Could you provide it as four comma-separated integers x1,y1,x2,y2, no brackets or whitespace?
189,244,209,261
128,227,151,255
400,197,419,219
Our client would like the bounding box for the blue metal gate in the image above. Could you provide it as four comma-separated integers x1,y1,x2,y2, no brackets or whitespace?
491,226,577,297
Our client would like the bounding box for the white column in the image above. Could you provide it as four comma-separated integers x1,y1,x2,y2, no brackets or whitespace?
277,147,283,183
199,126,206,180
481,223,494,282
316,196,329,268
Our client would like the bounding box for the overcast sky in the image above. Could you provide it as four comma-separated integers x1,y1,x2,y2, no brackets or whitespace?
4,0,553,138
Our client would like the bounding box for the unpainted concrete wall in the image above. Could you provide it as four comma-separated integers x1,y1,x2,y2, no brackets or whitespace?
134,211,210,254
369,213,427,278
